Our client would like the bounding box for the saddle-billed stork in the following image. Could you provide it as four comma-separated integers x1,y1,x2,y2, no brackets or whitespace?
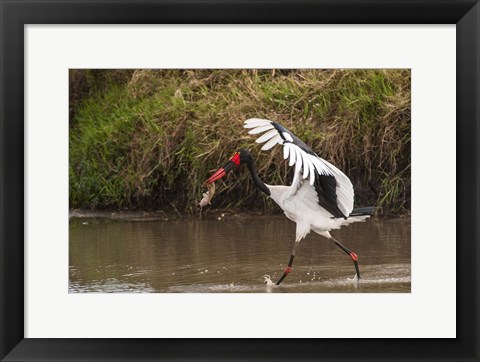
205,118,374,285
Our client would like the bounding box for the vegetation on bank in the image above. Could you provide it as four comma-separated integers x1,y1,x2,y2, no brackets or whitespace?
69,69,410,216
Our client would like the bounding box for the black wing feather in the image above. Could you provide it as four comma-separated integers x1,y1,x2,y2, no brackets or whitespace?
314,174,347,219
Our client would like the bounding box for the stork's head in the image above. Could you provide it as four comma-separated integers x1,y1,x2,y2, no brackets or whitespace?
205,148,252,184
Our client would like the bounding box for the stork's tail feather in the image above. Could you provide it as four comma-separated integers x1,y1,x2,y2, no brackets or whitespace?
337,206,375,226
349,206,375,217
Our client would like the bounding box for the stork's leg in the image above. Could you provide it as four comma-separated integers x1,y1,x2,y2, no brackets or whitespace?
276,241,300,285
330,236,360,280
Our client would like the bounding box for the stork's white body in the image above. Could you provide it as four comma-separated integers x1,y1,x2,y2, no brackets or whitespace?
267,172,370,243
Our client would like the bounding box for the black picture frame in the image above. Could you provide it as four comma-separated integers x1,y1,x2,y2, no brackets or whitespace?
1,1,479,361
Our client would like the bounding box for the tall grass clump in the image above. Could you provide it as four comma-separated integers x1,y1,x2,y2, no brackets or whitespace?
69,69,410,216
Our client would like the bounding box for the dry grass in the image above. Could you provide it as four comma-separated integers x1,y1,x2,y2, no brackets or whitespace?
69,69,411,216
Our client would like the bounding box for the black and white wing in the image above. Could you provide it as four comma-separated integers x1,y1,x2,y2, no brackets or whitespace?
244,118,354,218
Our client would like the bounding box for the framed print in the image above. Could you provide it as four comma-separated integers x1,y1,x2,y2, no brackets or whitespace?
1,0,479,361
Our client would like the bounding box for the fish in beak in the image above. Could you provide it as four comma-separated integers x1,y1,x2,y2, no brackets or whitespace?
205,152,241,184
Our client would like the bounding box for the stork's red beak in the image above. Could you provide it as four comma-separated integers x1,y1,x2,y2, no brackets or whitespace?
205,161,236,184
205,153,241,184
205,167,227,184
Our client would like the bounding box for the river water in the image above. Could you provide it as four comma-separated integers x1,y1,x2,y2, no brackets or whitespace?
69,213,410,293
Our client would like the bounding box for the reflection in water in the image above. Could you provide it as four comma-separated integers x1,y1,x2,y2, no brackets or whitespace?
69,215,410,293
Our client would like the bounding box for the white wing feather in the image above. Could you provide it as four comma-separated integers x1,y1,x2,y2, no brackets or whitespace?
244,118,272,128
302,155,310,179
261,134,282,151
248,124,274,134
307,156,316,185
294,146,303,175
283,143,290,160
255,129,278,144
287,144,296,166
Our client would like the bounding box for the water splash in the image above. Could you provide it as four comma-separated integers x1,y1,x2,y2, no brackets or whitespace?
262,274,276,286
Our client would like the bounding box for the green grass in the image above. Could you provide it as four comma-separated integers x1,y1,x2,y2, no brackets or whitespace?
69,69,411,216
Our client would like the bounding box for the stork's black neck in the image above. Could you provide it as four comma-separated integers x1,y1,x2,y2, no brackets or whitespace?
245,159,271,196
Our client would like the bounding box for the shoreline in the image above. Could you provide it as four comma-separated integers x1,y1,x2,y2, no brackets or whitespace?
69,209,410,222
